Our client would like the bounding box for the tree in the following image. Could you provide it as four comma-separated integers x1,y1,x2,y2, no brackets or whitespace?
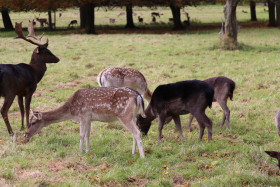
1,7,13,30
125,4,135,28
268,0,276,26
250,1,257,21
218,0,240,49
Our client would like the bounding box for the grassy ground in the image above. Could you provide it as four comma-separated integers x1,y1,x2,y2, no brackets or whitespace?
1,4,280,187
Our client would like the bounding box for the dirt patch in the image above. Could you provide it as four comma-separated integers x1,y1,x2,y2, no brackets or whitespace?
56,80,80,89
48,159,91,173
16,169,43,180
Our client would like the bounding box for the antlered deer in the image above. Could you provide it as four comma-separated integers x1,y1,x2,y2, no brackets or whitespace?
188,76,235,129
25,87,146,158
97,67,152,103
137,80,214,141
0,20,59,137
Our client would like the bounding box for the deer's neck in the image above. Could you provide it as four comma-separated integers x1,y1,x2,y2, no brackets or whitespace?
145,104,156,122
30,56,47,83
42,103,72,126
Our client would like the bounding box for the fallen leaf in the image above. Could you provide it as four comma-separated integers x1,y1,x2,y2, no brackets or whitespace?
211,161,218,166
100,166,107,171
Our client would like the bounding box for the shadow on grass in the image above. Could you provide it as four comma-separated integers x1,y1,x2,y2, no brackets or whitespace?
0,20,272,37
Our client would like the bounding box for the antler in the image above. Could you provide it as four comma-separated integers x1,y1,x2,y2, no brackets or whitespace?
27,20,44,44
15,20,47,46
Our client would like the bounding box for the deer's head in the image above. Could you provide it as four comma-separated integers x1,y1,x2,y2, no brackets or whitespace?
24,110,45,139
265,151,280,170
15,20,60,64
136,114,152,135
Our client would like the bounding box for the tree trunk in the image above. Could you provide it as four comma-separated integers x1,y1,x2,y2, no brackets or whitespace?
170,5,183,30
125,5,135,28
48,11,53,30
268,0,276,26
250,1,257,21
80,5,86,29
84,3,95,34
1,8,13,30
223,0,239,48
276,2,280,26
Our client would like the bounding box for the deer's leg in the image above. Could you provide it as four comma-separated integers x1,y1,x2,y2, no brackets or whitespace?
85,121,91,153
119,118,145,158
18,96,25,130
194,112,212,141
79,119,88,153
172,115,184,141
158,116,165,141
132,137,136,155
1,95,16,136
24,94,32,128
218,100,230,129
187,114,194,129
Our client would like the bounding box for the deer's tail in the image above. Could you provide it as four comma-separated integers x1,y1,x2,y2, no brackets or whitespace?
137,95,146,118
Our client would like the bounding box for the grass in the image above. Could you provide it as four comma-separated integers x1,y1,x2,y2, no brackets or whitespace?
1,4,280,186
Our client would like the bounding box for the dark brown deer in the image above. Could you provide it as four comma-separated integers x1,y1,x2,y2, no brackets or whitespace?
0,20,59,137
25,87,146,158
136,80,214,141
36,17,48,28
68,20,78,28
188,76,235,129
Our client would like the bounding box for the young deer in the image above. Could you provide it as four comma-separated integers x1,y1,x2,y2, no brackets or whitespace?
265,151,280,170
0,20,59,137
25,87,146,158
188,76,235,129
137,80,214,141
97,67,152,103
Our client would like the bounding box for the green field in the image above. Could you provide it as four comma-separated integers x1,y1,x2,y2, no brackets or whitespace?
1,4,280,186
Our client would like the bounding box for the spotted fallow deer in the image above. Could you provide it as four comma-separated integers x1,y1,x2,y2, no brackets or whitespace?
25,87,146,158
97,67,152,103
0,20,59,137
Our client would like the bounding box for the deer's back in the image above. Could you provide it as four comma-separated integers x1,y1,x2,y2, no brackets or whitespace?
150,80,214,115
68,87,139,120
98,67,147,92
0,63,37,97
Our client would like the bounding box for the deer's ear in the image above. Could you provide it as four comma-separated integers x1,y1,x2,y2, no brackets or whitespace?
265,151,280,158
37,113,42,120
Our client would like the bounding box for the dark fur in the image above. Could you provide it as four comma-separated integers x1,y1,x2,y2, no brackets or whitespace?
265,151,280,170
137,80,214,141
188,76,235,130
0,44,59,136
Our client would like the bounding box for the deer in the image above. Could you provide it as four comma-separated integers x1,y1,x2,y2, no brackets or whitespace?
68,20,78,28
265,151,280,170
151,12,162,17
0,20,60,137
188,76,235,129
36,17,48,28
136,80,214,142
24,87,146,158
109,18,115,24
138,16,143,23
97,67,153,103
